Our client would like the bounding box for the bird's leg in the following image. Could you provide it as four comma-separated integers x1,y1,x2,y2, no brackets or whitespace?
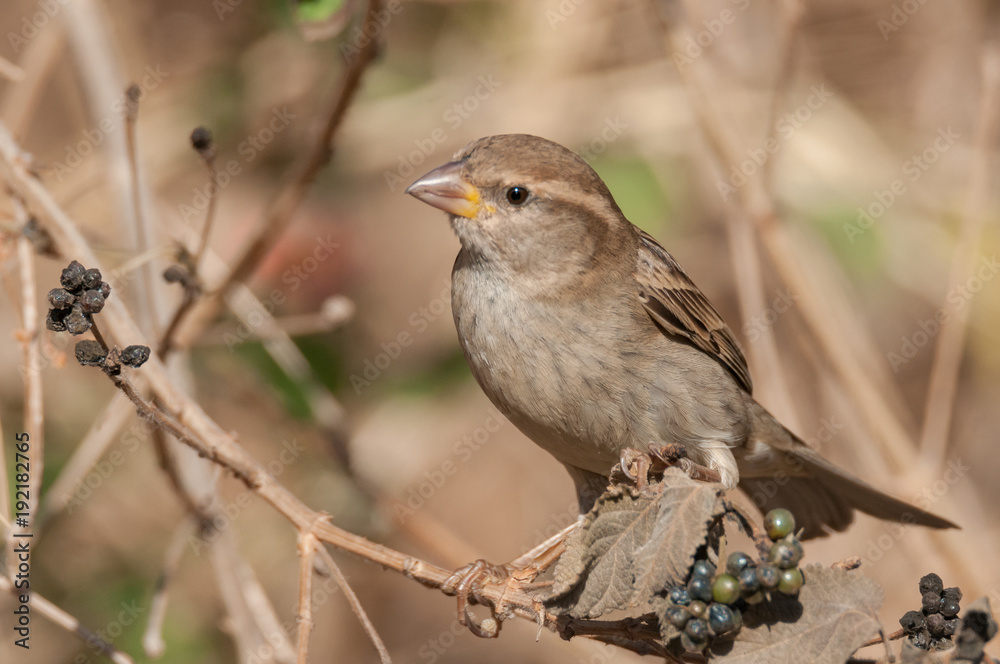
617,447,652,489
442,519,581,638
649,443,723,484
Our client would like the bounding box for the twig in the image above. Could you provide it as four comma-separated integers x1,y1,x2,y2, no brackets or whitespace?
295,530,319,664
0,575,136,664
15,205,44,525
142,517,198,658
122,83,161,335
917,43,1000,469
315,544,393,664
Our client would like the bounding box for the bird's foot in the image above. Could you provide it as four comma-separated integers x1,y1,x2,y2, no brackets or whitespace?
441,520,579,638
617,444,723,489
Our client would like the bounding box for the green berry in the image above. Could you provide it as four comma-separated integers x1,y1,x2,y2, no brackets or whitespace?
764,508,795,540
708,603,736,635
726,550,753,575
777,567,804,595
712,573,741,605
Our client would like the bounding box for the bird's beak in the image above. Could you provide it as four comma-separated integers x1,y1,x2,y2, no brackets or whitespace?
405,161,482,218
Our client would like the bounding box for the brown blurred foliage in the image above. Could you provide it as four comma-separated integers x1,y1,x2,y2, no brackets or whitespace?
0,0,997,662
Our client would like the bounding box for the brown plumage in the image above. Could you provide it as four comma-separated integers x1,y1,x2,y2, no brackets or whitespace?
406,133,956,539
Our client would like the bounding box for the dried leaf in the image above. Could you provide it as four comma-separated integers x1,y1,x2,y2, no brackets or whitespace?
546,469,725,619
547,484,659,617
632,468,725,601
708,565,883,664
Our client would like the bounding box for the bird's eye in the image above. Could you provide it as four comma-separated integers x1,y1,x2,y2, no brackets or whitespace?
506,186,529,205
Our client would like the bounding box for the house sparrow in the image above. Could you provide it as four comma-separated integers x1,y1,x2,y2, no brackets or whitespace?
406,133,956,539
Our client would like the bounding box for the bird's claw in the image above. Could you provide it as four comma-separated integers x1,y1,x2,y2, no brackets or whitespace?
442,559,509,638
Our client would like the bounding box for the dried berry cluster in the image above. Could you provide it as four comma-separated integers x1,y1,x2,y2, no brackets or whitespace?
661,508,805,653
46,260,111,335
899,572,962,650
47,260,151,372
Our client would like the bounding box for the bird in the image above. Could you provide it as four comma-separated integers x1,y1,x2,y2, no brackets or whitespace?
405,133,956,539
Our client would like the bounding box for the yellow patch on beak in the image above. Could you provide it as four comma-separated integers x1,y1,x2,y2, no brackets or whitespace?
406,161,484,218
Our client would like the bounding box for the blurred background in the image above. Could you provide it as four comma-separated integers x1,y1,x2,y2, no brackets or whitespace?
0,0,998,662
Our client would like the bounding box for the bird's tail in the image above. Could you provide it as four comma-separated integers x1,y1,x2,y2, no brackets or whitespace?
738,401,958,539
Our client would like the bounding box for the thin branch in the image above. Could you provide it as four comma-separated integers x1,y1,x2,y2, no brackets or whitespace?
314,545,393,663
0,575,136,664
15,205,44,525
0,18,65,139
142,517,198,658
917,43,1000,469
296,531,319,664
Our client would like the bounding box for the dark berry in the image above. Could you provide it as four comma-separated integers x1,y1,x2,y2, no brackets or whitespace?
190,126,214,152
48,288,74,309
926,612,946,638
708,603,736,635
75,340,107,367
756,563,780,590
770,539,803,569
121,345,151,368
163,265,187,283
942,618,959,638
684,618,709,643
942,587,963,602
82,268,102,291
712,573,741,605
46,308,69,332
922,591,942,614
900,610,925,634
941,599,961,619
99,281,112,298
665,605,689,629
80,290,105,314
668,586,691,606
726,551,753,576
910,630,929,650
60,261,86,291
688,576,713,603
738,566,760,595
687,600,707,620
64,303,92,335
691,560,716,580
679,633,704,653
764,508,795,540
730,606,743,633
918,573,944,596
777,567,804,595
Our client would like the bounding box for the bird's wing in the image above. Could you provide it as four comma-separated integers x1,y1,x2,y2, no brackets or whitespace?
634,230,753,394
